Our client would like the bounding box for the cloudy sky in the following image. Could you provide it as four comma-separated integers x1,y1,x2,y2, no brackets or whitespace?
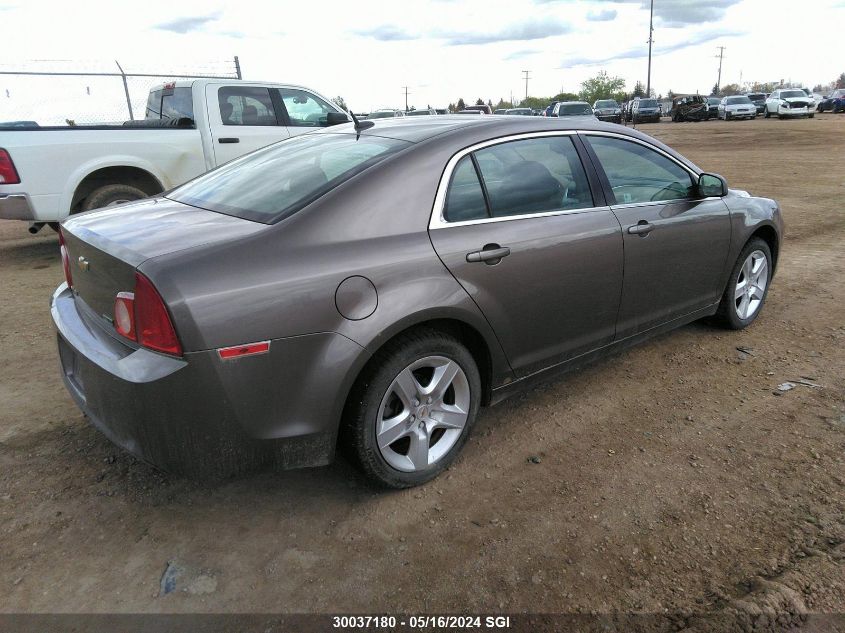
0,0,843,119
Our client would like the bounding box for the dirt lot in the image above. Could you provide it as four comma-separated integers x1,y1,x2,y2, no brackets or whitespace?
1,115,844,623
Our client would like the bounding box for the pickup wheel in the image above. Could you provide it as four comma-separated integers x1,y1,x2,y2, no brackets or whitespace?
81,184,147,212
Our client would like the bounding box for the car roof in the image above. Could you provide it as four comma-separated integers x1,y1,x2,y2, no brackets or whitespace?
314,114,641,144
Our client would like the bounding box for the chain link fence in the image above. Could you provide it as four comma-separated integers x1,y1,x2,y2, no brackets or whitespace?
0,59,241,126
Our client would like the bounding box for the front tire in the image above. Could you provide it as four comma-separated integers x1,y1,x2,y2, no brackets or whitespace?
343,329,481,488
764,107,771,119
714,238,772,330
81,184,147,212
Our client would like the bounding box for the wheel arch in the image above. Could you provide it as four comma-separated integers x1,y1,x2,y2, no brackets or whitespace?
748,223,780,272
64,160,168,215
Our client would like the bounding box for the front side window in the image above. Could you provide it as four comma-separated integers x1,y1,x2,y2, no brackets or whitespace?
169,133,409,223
472,136,593,217
218,86,277,126
586,136,694,204
278,89,337,127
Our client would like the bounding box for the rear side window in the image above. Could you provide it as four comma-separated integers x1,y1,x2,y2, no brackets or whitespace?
218,86,278,126
278,89,337,127
444,156,488,222
473,136,594,217
168,133,410,223
586,136,694,204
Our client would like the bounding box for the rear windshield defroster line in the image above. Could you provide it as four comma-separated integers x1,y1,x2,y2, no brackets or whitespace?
167,133,411,224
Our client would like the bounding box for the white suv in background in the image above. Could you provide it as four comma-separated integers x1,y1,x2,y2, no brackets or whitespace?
764,89,815,119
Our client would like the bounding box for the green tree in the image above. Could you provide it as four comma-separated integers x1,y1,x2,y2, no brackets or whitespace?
579,71,626,104
456,98,466,111
552,92,579,102
718,83,741,97
495,98,513,110
518,96,549,110
835,72,845,89
632,81,646,98
475,98,485,106
447,102,456,113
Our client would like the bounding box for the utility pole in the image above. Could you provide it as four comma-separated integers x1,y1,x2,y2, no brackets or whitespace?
522,70,531,102
646,0,654,97
715,46,726,95
401,86,410,112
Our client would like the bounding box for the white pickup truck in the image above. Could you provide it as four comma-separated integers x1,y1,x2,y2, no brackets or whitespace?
0,79,349,232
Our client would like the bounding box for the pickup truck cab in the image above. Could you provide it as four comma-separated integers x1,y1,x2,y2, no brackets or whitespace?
0,79,348,231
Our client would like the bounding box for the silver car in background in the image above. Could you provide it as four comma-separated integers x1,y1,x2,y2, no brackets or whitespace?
593,99,622,123
53,116,782,488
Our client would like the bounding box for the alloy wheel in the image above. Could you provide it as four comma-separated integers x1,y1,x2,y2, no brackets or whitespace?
734,250,769,320
375,356,470,472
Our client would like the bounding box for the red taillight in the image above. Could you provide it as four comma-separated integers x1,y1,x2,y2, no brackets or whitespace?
58,228,73,288
0,148,20,185
113,272,182,356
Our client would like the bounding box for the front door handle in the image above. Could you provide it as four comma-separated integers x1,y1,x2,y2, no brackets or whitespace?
466,245,511,264
627,221,655,236
218,137,240,144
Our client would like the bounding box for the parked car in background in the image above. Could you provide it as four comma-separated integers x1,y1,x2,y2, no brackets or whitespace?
718,95,756,120
623,100,636,122
406,109,437,117
543,101,559,117
52,115,783,487
493,109,508,115
799,88,822,110
816,89,845,112
367,109,406,119
746,93,767,114
764,89,814,118
457,110,484,115
552,101,596,119
0,79,349,232
669,95,708,122
833,93,845,113
593,99,622,123
505,108,534,116
462,105,493,115
435,109,448,115
632,98,661,123
706,97,721,119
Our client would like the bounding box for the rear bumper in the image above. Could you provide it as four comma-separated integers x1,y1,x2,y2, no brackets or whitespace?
0,193,36,220
51,283,368,477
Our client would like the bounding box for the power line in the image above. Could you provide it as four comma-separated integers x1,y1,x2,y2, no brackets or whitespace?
521,70,531,101
715,46,726,94
401,85,410,112
646,0,654,97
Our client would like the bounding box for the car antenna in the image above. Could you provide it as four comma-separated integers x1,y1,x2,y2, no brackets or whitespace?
348,108,373,139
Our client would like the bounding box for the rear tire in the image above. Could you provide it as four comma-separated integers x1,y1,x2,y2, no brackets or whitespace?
342,328,481,488
713,238,773,330
81,184,147,212
764,107,771,119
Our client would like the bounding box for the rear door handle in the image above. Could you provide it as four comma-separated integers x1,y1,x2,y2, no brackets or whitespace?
466,246,511,264
627,221,654,236
218,137,240,144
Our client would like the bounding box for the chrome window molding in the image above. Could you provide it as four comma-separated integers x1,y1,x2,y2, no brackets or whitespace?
429,130,606,230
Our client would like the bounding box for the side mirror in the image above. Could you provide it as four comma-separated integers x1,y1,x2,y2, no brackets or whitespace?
326,112,351,126
698,173,728,197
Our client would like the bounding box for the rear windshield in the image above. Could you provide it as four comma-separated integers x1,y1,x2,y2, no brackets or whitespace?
558,104,592,116
168,133,410,223
145,87,194,121
638,99,658,107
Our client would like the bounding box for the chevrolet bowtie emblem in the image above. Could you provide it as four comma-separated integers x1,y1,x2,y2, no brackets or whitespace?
77,256,90,272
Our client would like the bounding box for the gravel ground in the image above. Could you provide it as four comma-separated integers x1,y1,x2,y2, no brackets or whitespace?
1,115,843,626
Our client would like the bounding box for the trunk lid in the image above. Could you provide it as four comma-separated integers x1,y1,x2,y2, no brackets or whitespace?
61,197,265,321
